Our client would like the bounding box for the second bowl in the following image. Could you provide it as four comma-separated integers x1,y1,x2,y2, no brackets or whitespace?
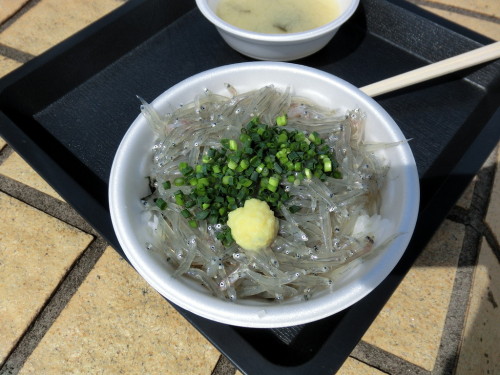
195,0,360,61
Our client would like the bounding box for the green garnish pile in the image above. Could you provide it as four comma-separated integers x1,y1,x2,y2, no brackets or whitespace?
156,116,341,244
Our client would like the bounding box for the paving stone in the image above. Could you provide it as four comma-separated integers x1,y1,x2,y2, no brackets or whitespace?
0,151,63,200
0,55,22,77
418,5,500,41
0,0,124,56
425,0,500,18
0,137,6,151
19,247,220,375
362,220,464,371
0,192,93,363
336,358,386,375
455,241,500,375
0,0,29,24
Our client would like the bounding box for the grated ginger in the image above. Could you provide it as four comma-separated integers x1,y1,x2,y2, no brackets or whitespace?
227,199,279,251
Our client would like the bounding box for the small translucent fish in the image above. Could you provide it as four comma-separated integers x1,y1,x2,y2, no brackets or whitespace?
141,85,401,302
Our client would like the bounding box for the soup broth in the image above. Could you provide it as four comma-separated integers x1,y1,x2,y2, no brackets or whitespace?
216,0,340,34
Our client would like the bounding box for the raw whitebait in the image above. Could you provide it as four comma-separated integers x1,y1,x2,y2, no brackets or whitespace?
142,85,400,302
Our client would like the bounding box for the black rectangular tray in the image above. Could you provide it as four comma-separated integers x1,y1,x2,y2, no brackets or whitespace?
1,0,499,373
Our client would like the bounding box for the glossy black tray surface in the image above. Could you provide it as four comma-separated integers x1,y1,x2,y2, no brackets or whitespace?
1,0,499,373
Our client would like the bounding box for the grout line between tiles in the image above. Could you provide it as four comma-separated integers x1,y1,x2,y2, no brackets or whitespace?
0,0,41,33
0,146,97,235
350,341,429,374
0,144,13,164
211,355,237,375
0,237,108,375
0,43,35,63
0,173,98,235
431,224,479,375
483,222,500,263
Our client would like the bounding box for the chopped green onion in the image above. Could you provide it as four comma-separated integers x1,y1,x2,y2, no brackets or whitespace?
276,114,287,126
185,199,196,208
309,131,321,145
229,139,238,151
162,117,341,237
277,132,288,143
155,198,167,210
304,168,312,180
195,210,210,220
197,177,209,187
323,158,332,172
273,162,283,174
241,178,253,187
228,160,238,170
239,159,250,170
268,175,280,187
239,133,252,145
174,177,186,186
174,191,185,206
294,132,306,142
222,175,234,185
212,164,221,174
208,215,219,225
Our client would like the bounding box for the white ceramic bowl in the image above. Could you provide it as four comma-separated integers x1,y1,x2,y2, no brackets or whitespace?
109,62,419,328
195,0,360,61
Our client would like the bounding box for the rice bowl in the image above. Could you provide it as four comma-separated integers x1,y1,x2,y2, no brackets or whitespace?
109,62,419,328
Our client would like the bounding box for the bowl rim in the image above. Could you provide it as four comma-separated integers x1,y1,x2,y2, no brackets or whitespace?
195,0,360,42
109,62,420,328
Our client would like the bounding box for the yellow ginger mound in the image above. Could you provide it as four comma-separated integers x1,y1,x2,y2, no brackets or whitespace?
227,199,279,251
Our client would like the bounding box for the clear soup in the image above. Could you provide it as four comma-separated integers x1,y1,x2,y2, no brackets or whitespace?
216,0,340,34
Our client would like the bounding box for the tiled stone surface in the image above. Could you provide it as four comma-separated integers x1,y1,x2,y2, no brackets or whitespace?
0,0,124,55
0,55,22,77
0,152,63,200
0,0,29,24
362,220,464,371
419,5,500,41
0,137,6,151
19,247,220,375
0,192,93,363
455,241,500,375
